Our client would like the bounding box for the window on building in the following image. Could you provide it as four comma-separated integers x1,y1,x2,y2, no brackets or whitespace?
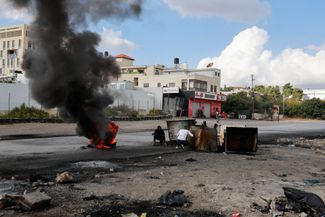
188,79,207,92
7,41,10,49
2,59,5,68
157,83,161,87
0,50,2,58
3,41,5,49
155,70,159,75
181,79,187,90
189,79,194,89
0,68,2,75
17,58,20,67
169,82,175,87
12,40,15,48
214,86,217,93
18,39,22,48
143,83,149,88
210,85,213,92
138,69,144,74
7,59,9,68
28,41,32,49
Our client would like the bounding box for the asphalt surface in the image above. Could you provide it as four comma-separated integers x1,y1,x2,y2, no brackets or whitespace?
0,119,325,176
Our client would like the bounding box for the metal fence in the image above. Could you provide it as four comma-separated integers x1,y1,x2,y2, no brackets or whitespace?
0,83,41,113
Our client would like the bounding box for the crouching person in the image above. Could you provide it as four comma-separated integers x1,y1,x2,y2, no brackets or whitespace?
176,126,194,150
152,125,166,146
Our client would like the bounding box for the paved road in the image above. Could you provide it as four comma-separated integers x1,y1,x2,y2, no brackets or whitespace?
0,120,324,176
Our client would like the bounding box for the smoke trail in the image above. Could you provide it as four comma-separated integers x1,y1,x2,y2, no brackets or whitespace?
11,0,142,139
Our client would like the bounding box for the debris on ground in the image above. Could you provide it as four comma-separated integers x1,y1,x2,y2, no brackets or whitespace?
145,176,160,180
276,137,325,150
19,191,51,210
55,172,73,183
157,190,189,207
85,200,224,217
303,179,325,186
83,194,126,201
283,187,325,216
185,158,197,162
0,195,21,210
232,211,241,217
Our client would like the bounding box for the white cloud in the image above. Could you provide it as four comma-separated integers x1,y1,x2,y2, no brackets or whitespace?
198,26,325,88
98,28,136,54
0,0,32,21
162,0,271,23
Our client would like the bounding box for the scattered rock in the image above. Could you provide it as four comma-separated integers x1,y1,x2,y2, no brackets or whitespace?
55,172,73,183
194,183,205,188
19,191,51,210
145,176,160,180
221,186,233,191
185,158,196,162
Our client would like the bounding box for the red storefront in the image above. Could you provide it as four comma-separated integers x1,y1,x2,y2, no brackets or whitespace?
162,89,226,118
188,91,226,118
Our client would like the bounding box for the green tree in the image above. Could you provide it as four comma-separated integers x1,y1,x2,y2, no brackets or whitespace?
222,92,252,116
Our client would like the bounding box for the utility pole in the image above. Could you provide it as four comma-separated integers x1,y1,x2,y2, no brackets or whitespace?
251,74,255,120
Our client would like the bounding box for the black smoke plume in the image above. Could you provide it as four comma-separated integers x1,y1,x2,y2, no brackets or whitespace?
11,0,142,139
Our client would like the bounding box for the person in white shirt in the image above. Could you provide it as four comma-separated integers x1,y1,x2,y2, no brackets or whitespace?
176,127,194,149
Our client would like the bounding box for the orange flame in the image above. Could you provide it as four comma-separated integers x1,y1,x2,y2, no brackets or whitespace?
88,122,119,150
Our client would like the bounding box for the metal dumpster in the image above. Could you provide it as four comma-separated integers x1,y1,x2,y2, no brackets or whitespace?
166,119,196,144
225,127,258,153
189,125,218,152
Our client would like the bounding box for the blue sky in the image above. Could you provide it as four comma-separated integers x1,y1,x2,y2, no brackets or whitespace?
1,0,325,88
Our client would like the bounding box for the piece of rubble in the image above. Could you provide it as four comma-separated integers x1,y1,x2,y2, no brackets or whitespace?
300,212,307,217
55,172,73,183
157,190,188,207
283,187,325,216
0,195,21,210
19,191,51,210
121,213,138,217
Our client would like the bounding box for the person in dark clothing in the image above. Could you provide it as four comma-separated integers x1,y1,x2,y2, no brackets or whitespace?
152,125,166,145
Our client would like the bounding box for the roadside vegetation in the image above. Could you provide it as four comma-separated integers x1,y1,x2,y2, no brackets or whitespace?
105,105,166,118
0,104,51,119
222,83,325,120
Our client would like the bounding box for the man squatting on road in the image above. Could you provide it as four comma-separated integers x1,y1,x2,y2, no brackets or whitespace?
176,126,194,149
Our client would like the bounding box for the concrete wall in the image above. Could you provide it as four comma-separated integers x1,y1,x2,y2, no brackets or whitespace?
0,83,163,114
110,87,162,113
0,83,41,112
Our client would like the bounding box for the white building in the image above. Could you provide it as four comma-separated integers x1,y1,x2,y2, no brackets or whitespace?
303,89,325,100
0,24,30,82
114,54,225,117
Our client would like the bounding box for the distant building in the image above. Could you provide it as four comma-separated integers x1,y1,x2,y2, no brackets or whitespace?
221,86,250,96
108,80,162,113
114,55,225,117
0,24,30,82
303,89,325,100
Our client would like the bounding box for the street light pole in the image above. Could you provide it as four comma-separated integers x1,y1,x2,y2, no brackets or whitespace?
251,74,255,120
